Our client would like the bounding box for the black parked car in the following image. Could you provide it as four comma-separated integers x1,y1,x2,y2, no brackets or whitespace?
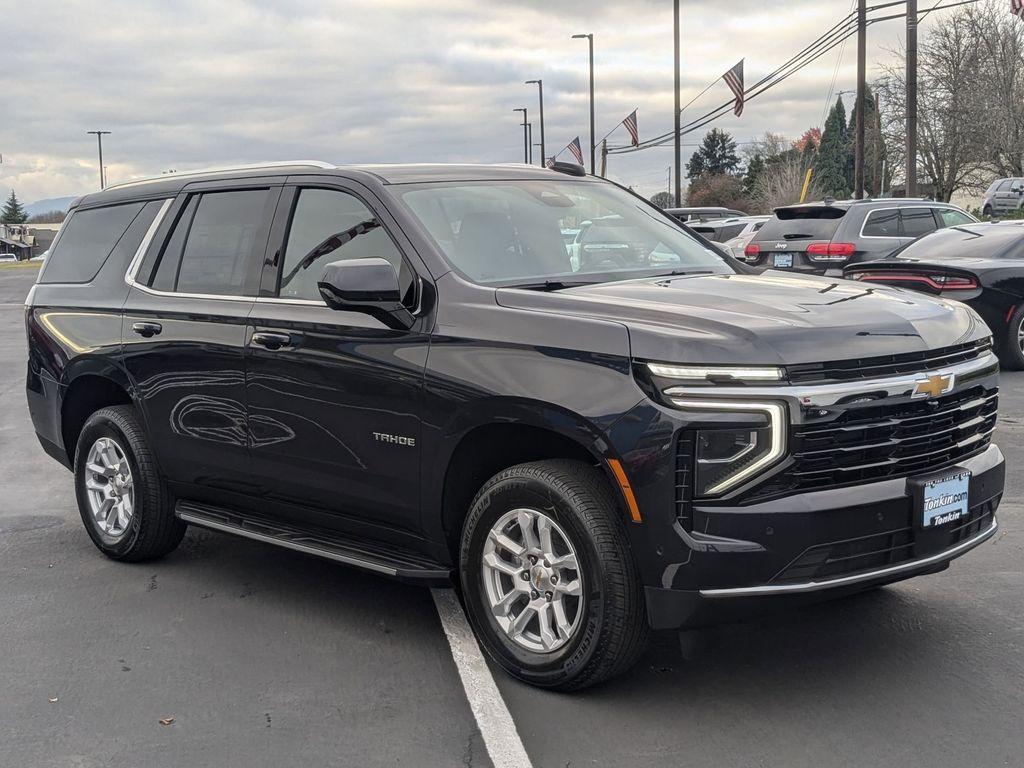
26,162,1004,690
845,221,1024,369
743,198,977,275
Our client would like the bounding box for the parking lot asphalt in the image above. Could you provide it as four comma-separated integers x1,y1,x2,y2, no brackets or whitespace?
2,265,1022,768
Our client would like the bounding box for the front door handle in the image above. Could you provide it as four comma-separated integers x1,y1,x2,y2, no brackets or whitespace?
251,331,292,350
132,322,162,338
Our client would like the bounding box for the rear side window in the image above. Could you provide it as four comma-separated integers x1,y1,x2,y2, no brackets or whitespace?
901,208,938,238
39,202,147,283
149,189,271,296
862,209,900,237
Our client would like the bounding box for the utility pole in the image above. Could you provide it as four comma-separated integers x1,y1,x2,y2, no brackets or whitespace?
906,0,918,197
673,0,682,207
513,108,528,164
86,130,111,189
572,34,595,174
526,80,545,165
600,139,608,178
854,0,867,199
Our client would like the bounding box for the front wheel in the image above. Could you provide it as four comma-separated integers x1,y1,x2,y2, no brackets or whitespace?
459,460,648,690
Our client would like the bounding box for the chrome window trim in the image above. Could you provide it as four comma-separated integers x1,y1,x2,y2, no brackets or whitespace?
663,352,999,422
700,517,997,598
857,205,978,240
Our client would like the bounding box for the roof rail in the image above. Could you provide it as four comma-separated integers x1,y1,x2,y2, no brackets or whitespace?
104,161,335,191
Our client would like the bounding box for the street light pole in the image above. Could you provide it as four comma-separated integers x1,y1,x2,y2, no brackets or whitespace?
572,33,595,174
513,108,528,164
673,0,682,207
526,79,545,165
86,130,111,189
527,123,533,165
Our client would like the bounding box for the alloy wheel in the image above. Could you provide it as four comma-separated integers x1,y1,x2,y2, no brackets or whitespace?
480,508,584,653
83,437,135,538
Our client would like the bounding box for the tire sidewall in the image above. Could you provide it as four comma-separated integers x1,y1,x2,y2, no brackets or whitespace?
1001,306,1024,370
459,474,608,687
75,412,147,556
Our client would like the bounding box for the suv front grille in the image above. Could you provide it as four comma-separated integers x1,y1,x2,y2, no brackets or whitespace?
752,385,998,500
785,339,992,384
771,498,997,585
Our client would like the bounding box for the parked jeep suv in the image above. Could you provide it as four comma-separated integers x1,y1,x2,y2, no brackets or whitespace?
26,162,1004,690
743,198,977,274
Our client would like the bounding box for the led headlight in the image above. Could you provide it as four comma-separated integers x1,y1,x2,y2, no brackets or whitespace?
647,362,783,384
670,400,787,497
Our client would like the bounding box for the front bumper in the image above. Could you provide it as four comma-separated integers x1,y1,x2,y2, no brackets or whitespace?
641,444,1004,629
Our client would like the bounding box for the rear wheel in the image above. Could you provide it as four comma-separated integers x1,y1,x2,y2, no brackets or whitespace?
459,460,648,690
998,305,1024,371
983,205,993,219
74,406,186,561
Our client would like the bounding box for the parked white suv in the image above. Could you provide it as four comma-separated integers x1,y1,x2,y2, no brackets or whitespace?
982,178,1024,218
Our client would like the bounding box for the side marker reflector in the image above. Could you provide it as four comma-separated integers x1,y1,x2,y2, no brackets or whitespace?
607,459,642,523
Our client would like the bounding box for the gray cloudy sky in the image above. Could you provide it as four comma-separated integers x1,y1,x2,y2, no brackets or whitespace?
3,0,931,204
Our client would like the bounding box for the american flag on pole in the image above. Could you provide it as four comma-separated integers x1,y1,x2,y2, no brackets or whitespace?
722,59,745,117
1013,0,1024,19
566,136,585,165
622,110,639,147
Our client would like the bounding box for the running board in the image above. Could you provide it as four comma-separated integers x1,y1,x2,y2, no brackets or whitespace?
175,501,452,585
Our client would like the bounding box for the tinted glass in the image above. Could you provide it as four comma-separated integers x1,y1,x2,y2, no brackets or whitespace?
151,197,197,292
153,190,269,295
399,180,731,285
757,213,844,241
862,209,900,237
279,188,414,304
39,202,145,283
901,208,938,238
716,223,746,242
938,209,975,227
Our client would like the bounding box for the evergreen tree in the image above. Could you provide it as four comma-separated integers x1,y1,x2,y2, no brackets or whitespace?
847,87,887,197
1,190,28,225
816,97,853,199
686,128,740,181
743,153,766,197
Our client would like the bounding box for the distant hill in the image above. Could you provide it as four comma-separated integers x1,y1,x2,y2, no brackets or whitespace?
25,196,78,217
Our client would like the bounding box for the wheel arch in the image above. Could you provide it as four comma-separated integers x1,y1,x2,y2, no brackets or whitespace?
427,399,626,559
59,360,138,465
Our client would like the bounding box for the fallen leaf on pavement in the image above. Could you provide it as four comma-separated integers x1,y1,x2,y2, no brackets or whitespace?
159,717,175,726
48,697,58,703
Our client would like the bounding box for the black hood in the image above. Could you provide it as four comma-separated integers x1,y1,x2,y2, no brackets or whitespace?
496,271,989,366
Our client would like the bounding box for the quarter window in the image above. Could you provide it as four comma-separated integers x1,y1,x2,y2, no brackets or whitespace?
278,188,414,305
938,209,975,228
900,208,938,238
39,202,146,284
150,189,271,296
862,209,899,237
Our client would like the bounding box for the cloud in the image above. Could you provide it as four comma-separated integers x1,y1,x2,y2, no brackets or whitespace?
3,0,916,202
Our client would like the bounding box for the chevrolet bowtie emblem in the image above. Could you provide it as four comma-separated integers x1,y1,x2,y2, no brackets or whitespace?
912,373,955,399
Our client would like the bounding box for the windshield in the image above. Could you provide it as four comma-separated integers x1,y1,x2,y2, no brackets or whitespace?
396,180,732,286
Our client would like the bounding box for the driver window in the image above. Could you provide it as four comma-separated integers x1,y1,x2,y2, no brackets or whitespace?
279,188,414,304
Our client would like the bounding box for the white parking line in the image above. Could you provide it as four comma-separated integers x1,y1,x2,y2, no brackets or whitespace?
431,588,533,768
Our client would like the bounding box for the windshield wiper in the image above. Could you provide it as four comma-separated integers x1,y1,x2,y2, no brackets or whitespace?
652,269,716,278
280,219,381,287
510,280,593,291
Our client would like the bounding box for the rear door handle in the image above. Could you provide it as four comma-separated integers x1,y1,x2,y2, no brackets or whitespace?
251,331,292,350
131,322,162,338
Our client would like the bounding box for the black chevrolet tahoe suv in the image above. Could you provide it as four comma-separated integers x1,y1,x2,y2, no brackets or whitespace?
26,161,1005,690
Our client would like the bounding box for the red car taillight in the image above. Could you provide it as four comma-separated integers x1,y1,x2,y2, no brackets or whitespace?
743,243,760,259
806,242,856,261
850,272,979,291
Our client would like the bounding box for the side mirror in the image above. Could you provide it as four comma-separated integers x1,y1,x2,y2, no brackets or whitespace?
317,258,415,330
